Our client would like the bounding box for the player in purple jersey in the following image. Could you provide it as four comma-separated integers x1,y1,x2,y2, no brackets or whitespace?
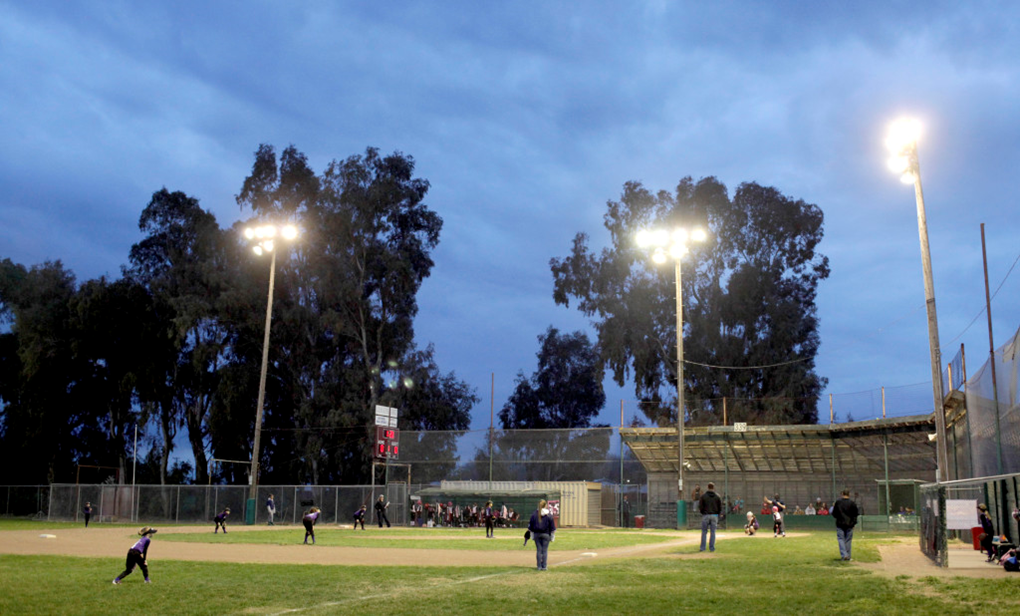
112,527,157,584
214,507,230,533
303,507,321,544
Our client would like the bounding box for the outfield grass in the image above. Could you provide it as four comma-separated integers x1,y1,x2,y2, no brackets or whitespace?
1,529,1016,615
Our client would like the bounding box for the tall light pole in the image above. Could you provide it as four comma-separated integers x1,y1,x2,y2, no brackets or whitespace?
637,226,708,526
244,223,298,522
886,118,948,482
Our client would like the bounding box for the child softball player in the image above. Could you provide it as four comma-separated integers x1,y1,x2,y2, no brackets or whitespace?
112,527,157,584
214,507,230,533
303,507,321,544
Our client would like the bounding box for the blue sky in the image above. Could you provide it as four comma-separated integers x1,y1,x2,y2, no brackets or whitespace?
2,1,1018,432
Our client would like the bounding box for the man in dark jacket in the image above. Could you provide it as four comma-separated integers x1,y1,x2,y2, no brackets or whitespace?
831,489,859,561
698,482,723,552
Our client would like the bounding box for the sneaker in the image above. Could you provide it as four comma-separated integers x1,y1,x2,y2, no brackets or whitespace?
112,579,121,585
144,579,151,584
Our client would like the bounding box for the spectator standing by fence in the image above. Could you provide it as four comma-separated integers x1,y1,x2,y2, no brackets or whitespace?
83,502,92,528
831,490,859,561
978,504,995,562
266,495,276,526
698,482,722,552
621,495,631,528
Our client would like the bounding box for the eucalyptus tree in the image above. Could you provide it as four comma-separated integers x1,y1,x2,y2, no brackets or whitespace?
127,188,229,483
551,177,829,426
236,145,472,484
0,259,93,483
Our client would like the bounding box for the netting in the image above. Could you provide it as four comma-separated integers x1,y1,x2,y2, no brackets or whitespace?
964,325,1020,478
47,484,406,526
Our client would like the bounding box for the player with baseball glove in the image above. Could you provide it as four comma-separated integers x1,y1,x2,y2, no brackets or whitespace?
112,526,157,584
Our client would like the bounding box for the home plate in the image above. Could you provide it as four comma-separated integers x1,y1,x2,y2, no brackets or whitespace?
39,534,57,539
581,552,597,557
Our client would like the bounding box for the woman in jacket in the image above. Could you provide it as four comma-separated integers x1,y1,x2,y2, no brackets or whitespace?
527,499,556,571
978,503,995,562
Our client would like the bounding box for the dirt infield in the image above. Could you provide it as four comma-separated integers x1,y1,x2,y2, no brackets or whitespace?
0,525,697,568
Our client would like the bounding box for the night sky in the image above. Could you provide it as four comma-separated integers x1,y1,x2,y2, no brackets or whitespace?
2,1,1018,435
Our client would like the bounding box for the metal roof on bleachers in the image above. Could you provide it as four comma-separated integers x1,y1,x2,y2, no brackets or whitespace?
621,414,937,476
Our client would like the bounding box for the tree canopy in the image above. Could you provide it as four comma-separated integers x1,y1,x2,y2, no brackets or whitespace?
551,176,829,426
0,145,476,486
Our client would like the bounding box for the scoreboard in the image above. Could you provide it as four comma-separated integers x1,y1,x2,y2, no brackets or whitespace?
375,426,399,460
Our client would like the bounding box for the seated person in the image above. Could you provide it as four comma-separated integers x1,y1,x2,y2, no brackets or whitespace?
805,504,816,515
793,506,804,515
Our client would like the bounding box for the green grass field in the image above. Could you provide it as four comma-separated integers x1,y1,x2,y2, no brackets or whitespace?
1,521,1016,615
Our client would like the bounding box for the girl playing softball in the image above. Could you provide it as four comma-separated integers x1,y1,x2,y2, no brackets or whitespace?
303,507,321,544
112,527,157,584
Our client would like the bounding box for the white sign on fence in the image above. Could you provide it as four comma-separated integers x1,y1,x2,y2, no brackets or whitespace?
945,499,978,530
734,422,747,432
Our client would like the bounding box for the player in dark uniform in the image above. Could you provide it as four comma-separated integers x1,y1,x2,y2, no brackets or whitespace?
375,495,390,528
484,500,495,538
353,504,367,530
112,526,157,584
303,507,321,544
83,502,93,528
214,507,230,533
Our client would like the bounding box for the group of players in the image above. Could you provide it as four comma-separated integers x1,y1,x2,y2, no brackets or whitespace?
107,496,527,584
409,500,520,528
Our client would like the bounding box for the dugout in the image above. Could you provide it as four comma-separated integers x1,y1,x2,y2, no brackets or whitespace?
622,414,938,528
414,487,560,527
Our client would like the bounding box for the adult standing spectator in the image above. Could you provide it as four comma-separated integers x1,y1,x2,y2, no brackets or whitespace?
527,499,556,570
621,495,631,528
698,482,722,552
83,502,93,528
266,494,276,526
375,495,391,528
831,489,859,561
977,503,996,562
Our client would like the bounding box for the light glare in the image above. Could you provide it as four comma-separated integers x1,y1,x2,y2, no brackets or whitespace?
690,228,707,242
652,249,668,264
282,225,298,240
253,245,263,256
886,118,922,152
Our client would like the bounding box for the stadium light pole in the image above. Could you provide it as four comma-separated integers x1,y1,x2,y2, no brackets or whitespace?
636,226,708,526
244,223,299,521
886,118,949,483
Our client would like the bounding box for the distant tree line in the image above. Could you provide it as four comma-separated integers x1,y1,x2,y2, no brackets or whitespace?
0,152,829,486
0,145,476,486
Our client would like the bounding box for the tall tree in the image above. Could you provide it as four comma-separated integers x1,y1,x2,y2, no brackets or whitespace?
127,188,229,483
499,327,606,429
0,260,94,483
483,327,608,482
236,145,473,484
551,177,829,426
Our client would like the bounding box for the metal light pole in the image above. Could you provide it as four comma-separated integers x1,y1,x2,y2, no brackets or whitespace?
637,226,707,527
244,224,298,522
886,119,948,482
